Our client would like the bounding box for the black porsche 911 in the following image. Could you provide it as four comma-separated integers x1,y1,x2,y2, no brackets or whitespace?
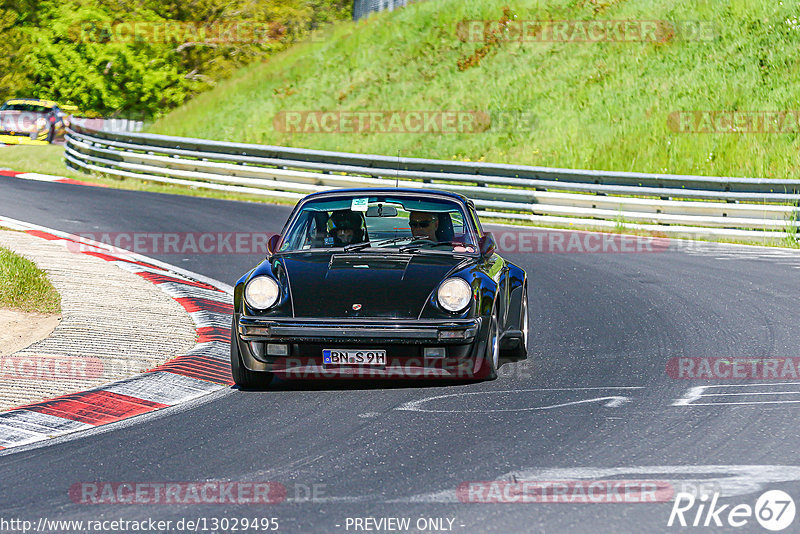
231,188,528,386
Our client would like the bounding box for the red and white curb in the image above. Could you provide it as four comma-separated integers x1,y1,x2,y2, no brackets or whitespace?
0,169,102,187
0,216,235,452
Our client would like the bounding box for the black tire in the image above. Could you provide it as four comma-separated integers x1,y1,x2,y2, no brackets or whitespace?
230,318,273,389
46,125,55,144
483,310,500,381
511,284,529,360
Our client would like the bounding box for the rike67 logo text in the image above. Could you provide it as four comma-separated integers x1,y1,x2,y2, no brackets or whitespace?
668,490,796,531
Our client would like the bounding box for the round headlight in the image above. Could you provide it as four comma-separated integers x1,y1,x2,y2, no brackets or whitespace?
245,276,280,309
437,277,472,312
35,117,47,130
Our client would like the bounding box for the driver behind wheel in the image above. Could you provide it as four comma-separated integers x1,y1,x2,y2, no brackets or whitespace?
409,211,439,241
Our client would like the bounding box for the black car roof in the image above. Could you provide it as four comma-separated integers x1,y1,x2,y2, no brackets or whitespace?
301,188,473,206
280,188,480,248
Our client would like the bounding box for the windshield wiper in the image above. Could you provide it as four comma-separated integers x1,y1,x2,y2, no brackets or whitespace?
343,236,412,252
342,241,373,252
398,241,471,253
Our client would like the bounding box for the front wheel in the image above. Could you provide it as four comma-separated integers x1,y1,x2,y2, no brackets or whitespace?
230,317,273,389
482,310,500,381
511,285,529,360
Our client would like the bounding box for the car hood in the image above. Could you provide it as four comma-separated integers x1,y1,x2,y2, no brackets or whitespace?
280,252,470,318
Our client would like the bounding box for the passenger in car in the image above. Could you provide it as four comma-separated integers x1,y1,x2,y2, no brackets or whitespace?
307,212,330,248
329,210,365,246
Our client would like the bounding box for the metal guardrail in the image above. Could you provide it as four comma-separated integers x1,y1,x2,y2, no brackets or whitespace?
64,124,800,242
68,117,145,133
353,0,414,21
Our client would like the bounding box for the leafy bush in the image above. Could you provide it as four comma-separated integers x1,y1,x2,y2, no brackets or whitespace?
0,0,350,118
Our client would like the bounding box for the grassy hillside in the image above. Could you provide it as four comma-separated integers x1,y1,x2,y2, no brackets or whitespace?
150,0,800,179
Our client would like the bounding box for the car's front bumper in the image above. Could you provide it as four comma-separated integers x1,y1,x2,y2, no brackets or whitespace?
238,316,480,343
0,133,48,145
235,316,490,379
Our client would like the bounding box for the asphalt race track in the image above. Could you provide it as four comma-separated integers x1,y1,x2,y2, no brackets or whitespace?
2,175,800,533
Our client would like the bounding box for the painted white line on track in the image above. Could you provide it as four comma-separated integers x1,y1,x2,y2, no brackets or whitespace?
0,410,93,433
699,391,800,396
0,425,47,447
14,173,63,182
188,310,232,329
673,383,800,406
103,372,224,405
396,387,644,413
151,281,233,302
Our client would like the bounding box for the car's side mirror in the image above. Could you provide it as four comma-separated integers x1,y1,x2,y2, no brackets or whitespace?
479,232,496,258
266,234,280,256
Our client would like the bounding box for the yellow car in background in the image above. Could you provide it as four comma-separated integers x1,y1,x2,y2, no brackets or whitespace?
0,98,71,145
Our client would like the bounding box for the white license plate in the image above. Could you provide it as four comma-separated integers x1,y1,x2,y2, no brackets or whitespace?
323,349,386,366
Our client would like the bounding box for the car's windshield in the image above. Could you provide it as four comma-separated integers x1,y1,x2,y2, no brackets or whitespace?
278,194,478,253
0,102,54,113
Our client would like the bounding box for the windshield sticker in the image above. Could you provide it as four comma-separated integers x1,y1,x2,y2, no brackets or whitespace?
351,198,369,212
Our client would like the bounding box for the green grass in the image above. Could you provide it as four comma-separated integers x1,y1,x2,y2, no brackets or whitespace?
0,246,61,313
149,0,800,180
784,206,800,248
0,145,88,181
